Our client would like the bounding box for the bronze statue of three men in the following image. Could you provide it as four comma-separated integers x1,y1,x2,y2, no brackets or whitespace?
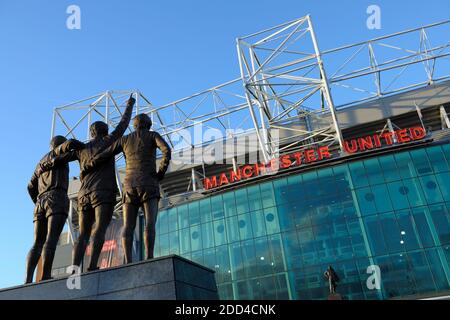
25,95,172,283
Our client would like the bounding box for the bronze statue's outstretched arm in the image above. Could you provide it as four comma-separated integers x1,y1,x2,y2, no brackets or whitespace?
108,95,135,141
82,137,124,177
38,139,84,175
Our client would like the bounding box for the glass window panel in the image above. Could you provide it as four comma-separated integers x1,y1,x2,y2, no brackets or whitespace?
430,204,450,245
407,250,437,293
177,204,189,229
333,164,353,190
389,253,416,296
275,273,291,299
364,215,388,256
379,212,403,254
247,185,263,212
203,247,216,270
159,233,169,256
241,239,257,279
229,242,245,280
226,215,240,243
350,233,369,258
259,276,277,299
158,210,169,235
250,209,267,237
223,192,236,217
282,230,303,271
168,232,179,255
403,178,427,207
273,178,289,206
188,202,200,225
418,175,444,204
424,248,450,291
254,236,272,276
435,172,450,200
199,198,212,223
277,203,296,232
309,198,331,226
355,187,377,216
349,161,369,188
211,194,224,220
378,155,401,182
297,227,317,266
293,201,312,228
442,144,450,169
373,255,400,299
302,171,318,199
167,208,178,232
235,189,249,215
190,224,202,252
190,250,204,266
201,222,215,249
395,210,421,251
372,184,394,213
394,152,416,179
238,213,253,241
387,181,410,210
363,158,385,185
411,207,437,248
179,228,191,254
264,207,280,235
213,219,228,246
260,181,276,208
269,234,286,273
410,149,433,175
215,245,232,283
426,146,448,173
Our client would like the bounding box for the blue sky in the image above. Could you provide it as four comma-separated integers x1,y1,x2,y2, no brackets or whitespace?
0,0,448,288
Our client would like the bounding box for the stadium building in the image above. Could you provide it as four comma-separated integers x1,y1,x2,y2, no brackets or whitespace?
49,16,450,300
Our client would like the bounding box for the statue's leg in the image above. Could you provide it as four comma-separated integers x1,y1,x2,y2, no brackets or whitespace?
25,219,47,283
142,198,159,260
41,214,66,281
121,203,139,264
87,203,114,271
72,207,94,268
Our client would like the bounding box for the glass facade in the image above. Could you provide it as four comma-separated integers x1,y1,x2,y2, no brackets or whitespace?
153,143,450,300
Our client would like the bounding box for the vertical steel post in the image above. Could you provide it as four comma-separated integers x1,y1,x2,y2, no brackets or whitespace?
307,15,345,152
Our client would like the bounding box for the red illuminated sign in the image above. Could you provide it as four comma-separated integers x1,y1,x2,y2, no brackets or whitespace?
203,126,426,190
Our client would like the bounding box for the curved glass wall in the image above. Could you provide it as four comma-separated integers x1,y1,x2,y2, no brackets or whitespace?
153,143,450,300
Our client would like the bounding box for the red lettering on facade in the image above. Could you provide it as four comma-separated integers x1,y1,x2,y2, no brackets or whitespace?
230,169,241,182
318,146,331,160
242,165,254,178
344,140,358,153
410,126,426,140
204,176,218,190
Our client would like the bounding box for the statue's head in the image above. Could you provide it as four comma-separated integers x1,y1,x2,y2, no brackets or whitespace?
133,113,152,131
90,121,109,139
50,135,67,149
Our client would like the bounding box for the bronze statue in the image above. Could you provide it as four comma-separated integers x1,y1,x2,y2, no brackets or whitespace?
84,113,171,263
324,265,340,295
25,136,83,283
40,95,135,271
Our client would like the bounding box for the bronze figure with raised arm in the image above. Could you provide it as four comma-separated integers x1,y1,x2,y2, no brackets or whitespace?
40,94,135,272
26,136,84,283
84,113,171,263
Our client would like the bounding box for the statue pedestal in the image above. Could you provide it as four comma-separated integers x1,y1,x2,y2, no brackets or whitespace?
0,255,218,300
328,293,343,300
